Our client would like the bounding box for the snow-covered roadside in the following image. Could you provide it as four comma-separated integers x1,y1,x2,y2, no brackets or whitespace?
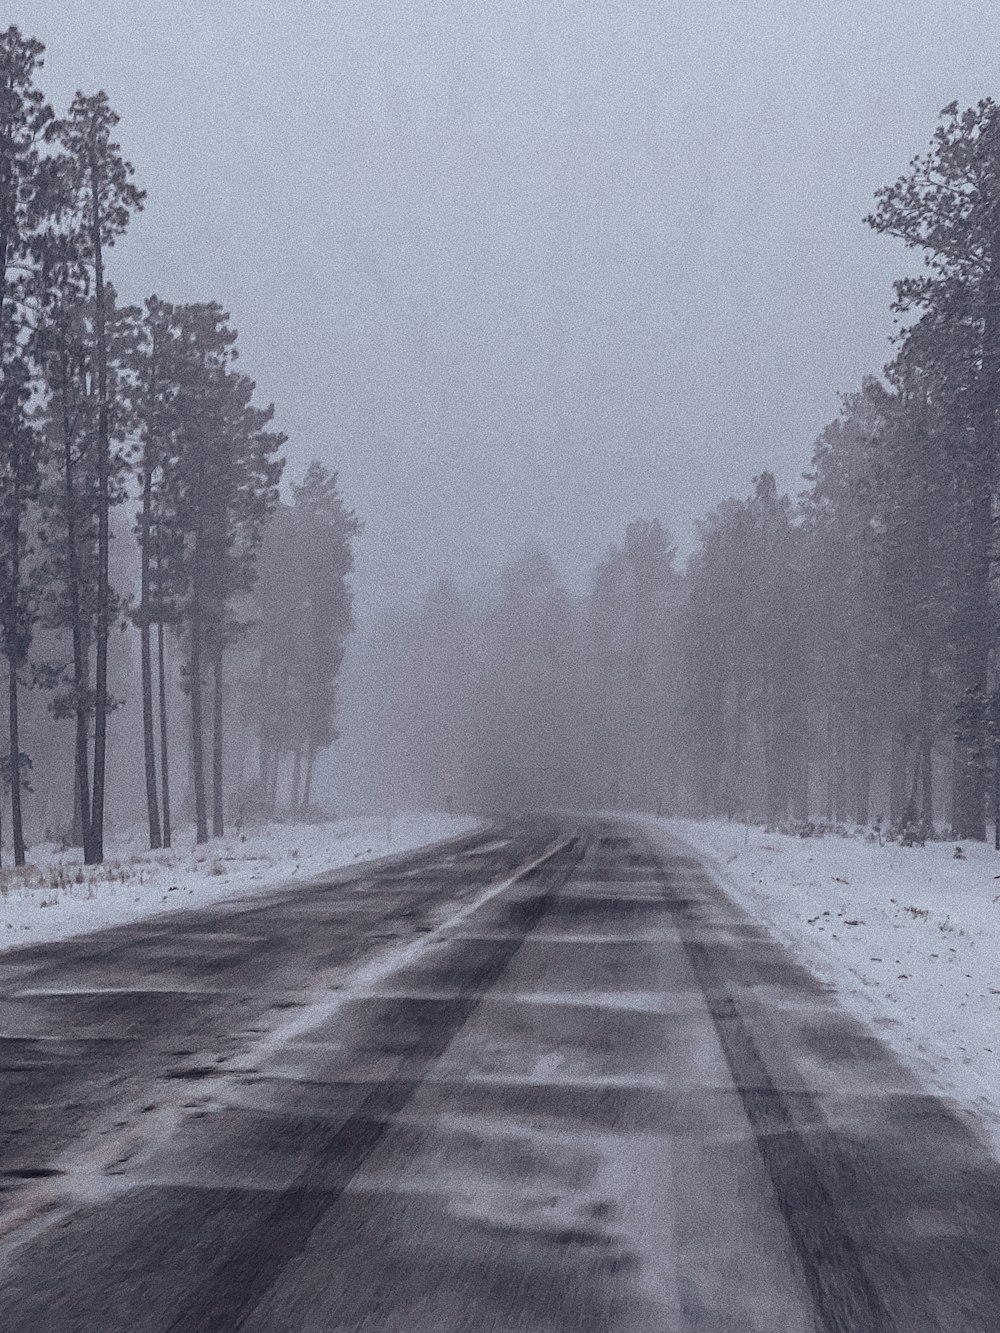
637,816,1000,1151
0,814,480,951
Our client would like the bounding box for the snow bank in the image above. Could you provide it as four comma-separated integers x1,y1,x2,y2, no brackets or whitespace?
640,816,1000,1152
0,813,479,951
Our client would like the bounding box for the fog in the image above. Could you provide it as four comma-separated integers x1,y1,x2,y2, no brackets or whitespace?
12,0,997,605
4,2,1000,846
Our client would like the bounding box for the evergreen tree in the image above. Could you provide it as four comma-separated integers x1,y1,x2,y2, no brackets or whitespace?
588,519,680,810
868,99,1000,838
0,27,55,865
252,464,360,812
289,463,360,810
164,303,284,842
52,91,143,861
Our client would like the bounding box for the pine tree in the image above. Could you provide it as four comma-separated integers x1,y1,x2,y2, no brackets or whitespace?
588,519,680,810
52,92,143,861
0,28,56,865
164,303,284,842
868,99,1000,839
290,463,360,809
128,295,187,849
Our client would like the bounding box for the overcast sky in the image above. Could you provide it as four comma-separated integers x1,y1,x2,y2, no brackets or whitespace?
10,0,1000,609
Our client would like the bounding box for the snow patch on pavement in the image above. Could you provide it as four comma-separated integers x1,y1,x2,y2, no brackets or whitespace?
0,814,479,952
637,816,1000,1154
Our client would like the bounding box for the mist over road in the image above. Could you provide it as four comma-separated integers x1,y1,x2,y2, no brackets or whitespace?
0,820,996,1330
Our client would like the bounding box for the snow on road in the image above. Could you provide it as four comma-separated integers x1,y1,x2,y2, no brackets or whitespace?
638,816,1000,1154
0,814,479,952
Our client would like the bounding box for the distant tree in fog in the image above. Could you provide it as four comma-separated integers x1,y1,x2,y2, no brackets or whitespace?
388,579,477,812
161,303,284,842
253,463,360,813
589,519,681,811
473,548,592,812
682,474,809,823
799,381,892,827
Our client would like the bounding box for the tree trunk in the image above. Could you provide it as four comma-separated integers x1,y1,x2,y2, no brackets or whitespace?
71,756,82,848
853,705,872,827
303,743,316,811
889,730,908,829
157,616,172,848
269,750,280,813
189,547,208,844
61,366,92,858
832,715,847,825
139,460,161,849
290,748,302,812
952,636,989,840
907,745,922,818
89,196,110,865
6,470,25,867
212,649,224,838
920,735,933,828
8,658,24,866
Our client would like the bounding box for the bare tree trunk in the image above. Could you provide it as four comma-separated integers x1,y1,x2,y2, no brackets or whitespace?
89,193,110,865
189,541,208,844
920,735,933,828
8,658,24,866
157,615,172,847
853,706,872,827
907,745,922,817
257,651,271,797
290,748,302,812
6,470,26,867
212,649,224,838
303,743,316,811
190,654,208,843
60,371,92,858
890,730,908,829
139,459,161,849
269,750,280,813
71,757,82,848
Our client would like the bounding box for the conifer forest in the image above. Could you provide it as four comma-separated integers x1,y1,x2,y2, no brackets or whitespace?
362,100,1000,846
6,25,1000,862
0,27,359,866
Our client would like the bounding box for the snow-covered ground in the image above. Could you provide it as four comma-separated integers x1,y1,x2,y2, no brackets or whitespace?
640,816,1000,1153
0,814,479,951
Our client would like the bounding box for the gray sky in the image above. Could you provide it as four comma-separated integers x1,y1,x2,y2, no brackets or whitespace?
11,0,1000,608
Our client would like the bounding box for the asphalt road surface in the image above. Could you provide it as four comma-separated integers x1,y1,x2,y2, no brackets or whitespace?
0,817,997,1331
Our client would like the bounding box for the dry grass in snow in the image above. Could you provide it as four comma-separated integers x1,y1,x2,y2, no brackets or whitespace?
0,813,478,951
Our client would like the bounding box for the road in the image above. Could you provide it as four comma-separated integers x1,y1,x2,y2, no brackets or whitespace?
0,817,997,1330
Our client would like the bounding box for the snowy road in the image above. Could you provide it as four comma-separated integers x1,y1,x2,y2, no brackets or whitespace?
0,819,997,1330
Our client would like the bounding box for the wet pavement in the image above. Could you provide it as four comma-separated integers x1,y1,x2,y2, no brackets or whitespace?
0,818,997,1330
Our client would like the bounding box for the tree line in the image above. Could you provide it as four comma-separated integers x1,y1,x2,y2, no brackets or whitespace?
0,28,359,866
360,98,1000,843
684,98,1000,842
